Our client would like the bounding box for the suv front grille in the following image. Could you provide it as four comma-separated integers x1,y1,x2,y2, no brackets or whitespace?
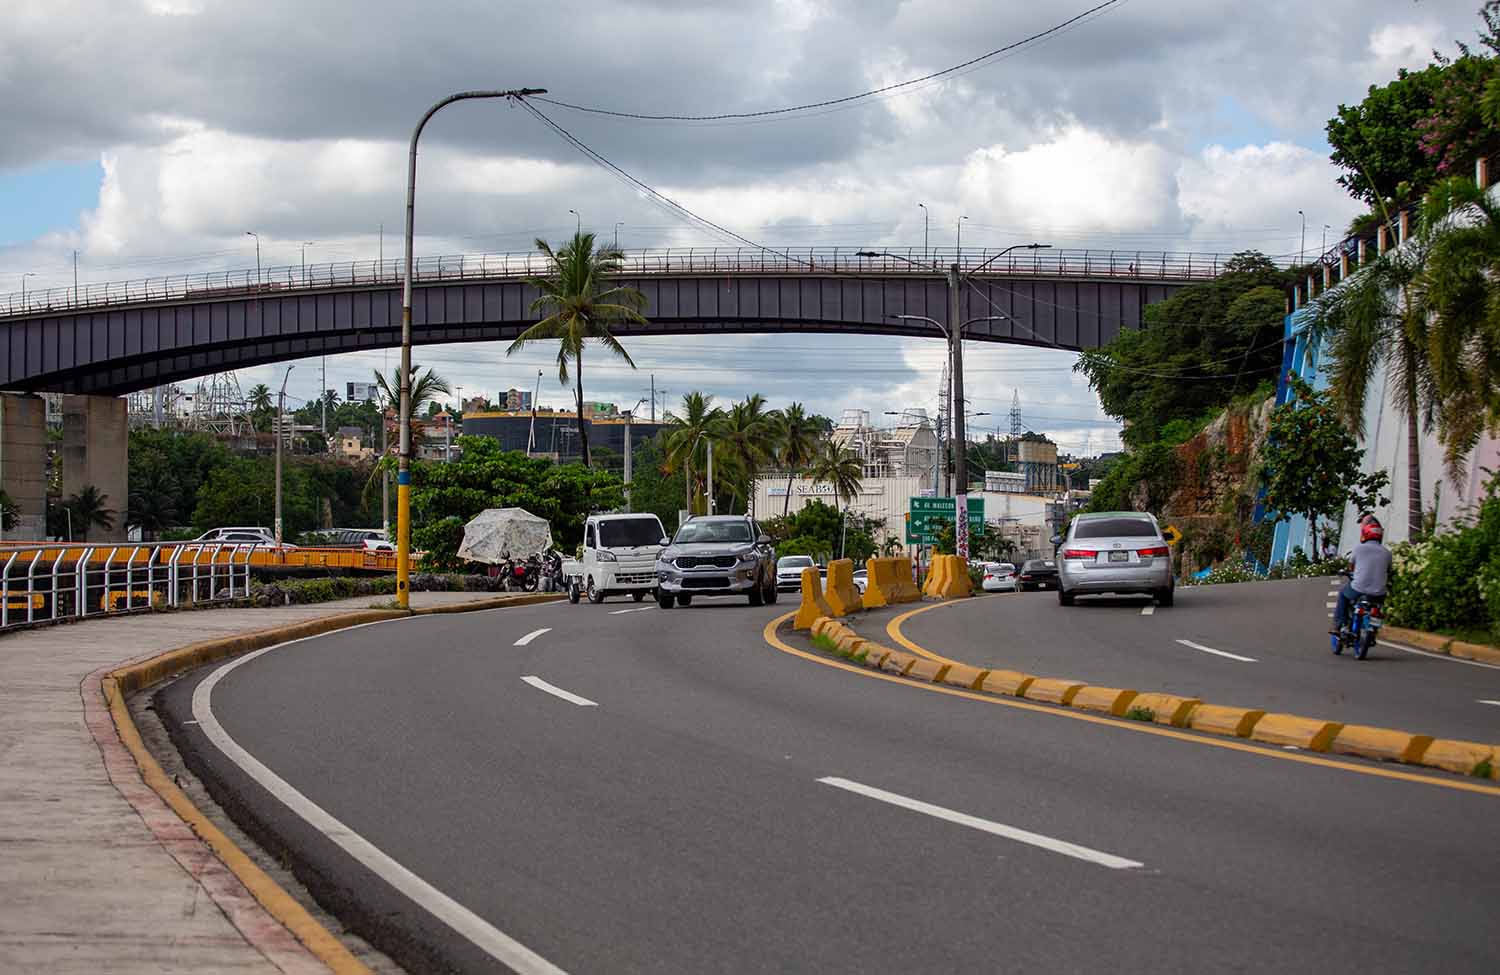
675,555,738,569
683,576,732,589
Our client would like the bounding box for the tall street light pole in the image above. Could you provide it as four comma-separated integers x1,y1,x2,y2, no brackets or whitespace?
614,222,624,250
399,88,546,608
1297,210,1305,265
956,215,968,255
244,232,260,290
569,209,581,235
859,242,1050,559
918,203,928,264
275,365,294,547
20,272,35,304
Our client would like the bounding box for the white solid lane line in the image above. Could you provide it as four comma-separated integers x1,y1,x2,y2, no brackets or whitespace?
609,607,653,615
1140,605,1155,616
513,627,552,646
818,777,1143,870
194,638,568,975
1478,699,1500,706
521,676,599,707
1175,639,1257,663
1376,640,1500,671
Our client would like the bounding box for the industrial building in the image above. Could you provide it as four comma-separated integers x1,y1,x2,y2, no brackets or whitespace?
830,409,940,483
460,410,668,467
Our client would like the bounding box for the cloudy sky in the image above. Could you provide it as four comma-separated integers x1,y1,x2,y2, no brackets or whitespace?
0,0,1484,453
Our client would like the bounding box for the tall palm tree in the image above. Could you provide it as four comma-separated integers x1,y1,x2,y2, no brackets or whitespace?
809,441,864,556
775,402,821,516
664,392,723,515
1418,175,1500,483
1305,216,1435,537
248,383,273,413
65,485,115,541
714,394,776,515
506,232,647,466
373,364,452,451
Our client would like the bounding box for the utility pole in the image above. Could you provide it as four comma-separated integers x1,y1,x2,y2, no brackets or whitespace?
651,374,656,422
526,369,541,456
275,365,294,547
948,261,970,560
381,416,389,536
73,250,78,306
623,411,634,511
706,439,715,514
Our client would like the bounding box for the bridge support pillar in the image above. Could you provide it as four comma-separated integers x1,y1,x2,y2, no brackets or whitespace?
0,393,48,540
61,395,128,542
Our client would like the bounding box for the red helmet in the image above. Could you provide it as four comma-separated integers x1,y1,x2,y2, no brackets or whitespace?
1361,521,1384,543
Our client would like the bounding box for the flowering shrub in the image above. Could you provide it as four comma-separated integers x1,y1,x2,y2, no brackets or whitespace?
1184,553,1346,587
1384,475,1500,636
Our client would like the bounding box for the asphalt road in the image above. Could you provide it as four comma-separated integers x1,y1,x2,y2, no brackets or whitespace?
159,593,1500,974
905,577,1500,744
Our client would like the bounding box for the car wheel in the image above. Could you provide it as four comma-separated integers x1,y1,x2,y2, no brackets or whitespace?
1058,589,1075,606
1154,586,1174,607
749,572,765,606
567,581,580,604
633,591,645,603
656,589,675,609
587,577,606,604
765,573,779,604
678,594,693,607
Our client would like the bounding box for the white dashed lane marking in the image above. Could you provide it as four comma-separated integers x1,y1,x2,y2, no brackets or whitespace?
521,676,598,707
513,628,552,646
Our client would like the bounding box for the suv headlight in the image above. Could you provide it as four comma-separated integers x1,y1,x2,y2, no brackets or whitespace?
597,550,617,562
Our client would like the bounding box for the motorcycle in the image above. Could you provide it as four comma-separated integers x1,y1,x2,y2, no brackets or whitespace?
1331,571,1382,660
499,555,541,592
542,551,566,593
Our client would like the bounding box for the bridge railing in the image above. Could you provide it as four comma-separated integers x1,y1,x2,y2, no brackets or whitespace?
0,540,256,633
0,246,1261,319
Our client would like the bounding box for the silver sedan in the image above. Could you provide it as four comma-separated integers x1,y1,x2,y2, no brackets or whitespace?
1057,512,1174,607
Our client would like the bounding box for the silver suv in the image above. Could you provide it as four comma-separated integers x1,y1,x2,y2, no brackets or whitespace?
655,515,778,608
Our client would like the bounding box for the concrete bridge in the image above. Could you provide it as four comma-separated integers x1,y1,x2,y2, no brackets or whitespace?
0,246,1240,396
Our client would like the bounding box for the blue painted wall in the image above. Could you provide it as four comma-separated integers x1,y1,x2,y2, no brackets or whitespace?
1266,306,1331,564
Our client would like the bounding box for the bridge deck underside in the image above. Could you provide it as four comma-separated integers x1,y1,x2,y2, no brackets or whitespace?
1,274,1180,395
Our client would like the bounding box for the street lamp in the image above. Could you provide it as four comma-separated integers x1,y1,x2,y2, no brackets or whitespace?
623,397,648,511
1297,210,1305,265
614,222,624,250
275,365,294,547
20,272,36,305
917,203,928,263
397,87,546,609
244,231,260,290
569,209,581,235
301,241,315,285
956,215,968,255
858,242,1050,558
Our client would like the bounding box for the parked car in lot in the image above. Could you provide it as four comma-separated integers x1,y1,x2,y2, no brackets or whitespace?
656,515,777,608
852,569,868,595
193,526,295,549
1017,559,1058,591
981,562,1018,592
1056,511,1174,606
775,554,816,592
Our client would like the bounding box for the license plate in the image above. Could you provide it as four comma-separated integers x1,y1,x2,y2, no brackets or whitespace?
1109,551,1129,563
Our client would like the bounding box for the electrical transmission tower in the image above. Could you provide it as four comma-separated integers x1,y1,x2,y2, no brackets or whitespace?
935,357,952,495
128,385,186,430
1009,390,1022,438
188,372,251,435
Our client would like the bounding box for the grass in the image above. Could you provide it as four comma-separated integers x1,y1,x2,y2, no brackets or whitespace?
810,633,845,657
1473,757,1495,780
1124,705,1157,723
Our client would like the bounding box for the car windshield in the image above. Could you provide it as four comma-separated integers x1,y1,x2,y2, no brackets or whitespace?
675,521,752,544
598,517,665,548
1075,517,1157,539
778,556,814,569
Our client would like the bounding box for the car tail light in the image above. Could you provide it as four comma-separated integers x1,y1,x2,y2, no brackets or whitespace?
1137,546,1170,557
1062,549,1097,559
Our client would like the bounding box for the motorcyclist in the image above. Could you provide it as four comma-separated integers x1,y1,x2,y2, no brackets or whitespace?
1331,518,1390,634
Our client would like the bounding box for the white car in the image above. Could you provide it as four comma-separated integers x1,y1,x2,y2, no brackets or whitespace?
563,512,668,604
775,555,816,592
852,569,869,594
981,562,1018,592
193,526,295,549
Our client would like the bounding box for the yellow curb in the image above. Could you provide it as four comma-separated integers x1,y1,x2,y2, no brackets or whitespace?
1249,713,1343,752
941,664,989,691
1128,692,1202,727
979,670,1034,697
1188,704,1265,739
834,634,868,656
106,594,559,973
1071,686,1138,717
1422,739,1499,777
906,658,950,683
763,612,1500,797
880,650,920,675
1448,640,1500,665
861,644,892,669
1331,726,1435,765
1023,677,1085,706
1382,626,1452,654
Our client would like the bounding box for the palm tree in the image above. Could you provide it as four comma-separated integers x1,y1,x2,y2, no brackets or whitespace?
248,383,272,413
775,402,821,516
664,392,723,515
506,232,647,466
1305,216,1435,537
373,364,452,451
809,441,864,556
714,394,776,515
65,485,115,541
1417,175,1500,483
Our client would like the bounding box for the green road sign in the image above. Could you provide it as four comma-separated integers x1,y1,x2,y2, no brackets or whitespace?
906,496,985,544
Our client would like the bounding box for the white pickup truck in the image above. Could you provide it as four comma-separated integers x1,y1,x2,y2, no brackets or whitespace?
561,512,669,604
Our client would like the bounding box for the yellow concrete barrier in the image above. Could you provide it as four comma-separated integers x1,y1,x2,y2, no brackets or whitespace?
1250,713,1344,752
906,658,950,683
891,558,922,603
1071,686,1139,717
979,669,1034,697
941,664,989,690
825,559,862,617
793,567,836,631
861,557,909,609
921,555,972,600
102,589,165,611
1330,726,1435,765
1127,692,1202,727
1189,705,1265,738
1022,677,1085,706
1420,739,1498,777
923,556,950,598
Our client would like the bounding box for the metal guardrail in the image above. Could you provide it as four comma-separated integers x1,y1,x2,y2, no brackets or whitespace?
0,540,256,633
0,246,1272,319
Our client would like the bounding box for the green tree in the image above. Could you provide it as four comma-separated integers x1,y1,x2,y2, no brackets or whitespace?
247,383,274,432
663,392,723,516
713,394,776,515
1325,65,1444,208
624,431,686,533
808,441,864,557
0,489,17,532
1259,375,1390,556
62,485,116,541
374,364,452,451
774,402,821,516
127,452,179,539
506,231,647,467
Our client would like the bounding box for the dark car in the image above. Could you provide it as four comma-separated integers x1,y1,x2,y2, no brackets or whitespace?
1018,558,1059,591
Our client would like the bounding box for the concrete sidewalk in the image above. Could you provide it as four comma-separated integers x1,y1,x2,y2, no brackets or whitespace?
0,592,506,974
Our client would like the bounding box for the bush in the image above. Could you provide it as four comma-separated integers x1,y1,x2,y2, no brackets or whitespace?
247,572,500,606
1384,474,1500,636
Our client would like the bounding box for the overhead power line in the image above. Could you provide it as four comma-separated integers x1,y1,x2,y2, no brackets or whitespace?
531,0,1126,122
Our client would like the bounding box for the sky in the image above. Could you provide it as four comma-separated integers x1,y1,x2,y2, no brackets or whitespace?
0,0,1486,455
